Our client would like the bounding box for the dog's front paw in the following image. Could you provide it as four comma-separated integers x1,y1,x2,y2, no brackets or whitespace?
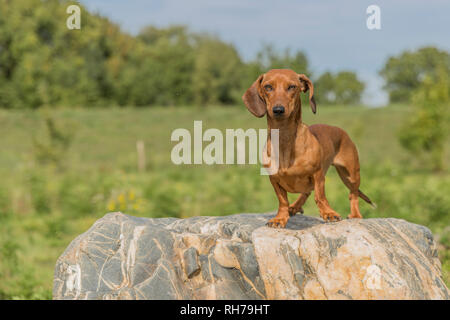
321,211,342,222
266,217,288,228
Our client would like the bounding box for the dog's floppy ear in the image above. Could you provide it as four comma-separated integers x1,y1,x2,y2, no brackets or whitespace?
298,74,316,114
242,74,266,117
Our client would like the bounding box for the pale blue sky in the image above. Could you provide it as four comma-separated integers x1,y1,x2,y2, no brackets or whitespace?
79,0,450,106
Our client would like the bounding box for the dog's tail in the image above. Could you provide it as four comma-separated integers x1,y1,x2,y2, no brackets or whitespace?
358,189,377,209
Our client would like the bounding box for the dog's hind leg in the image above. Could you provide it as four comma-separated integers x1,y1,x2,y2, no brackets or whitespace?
313,169,342,222
334,164,363,219
288,192,311,216
333,134,364,219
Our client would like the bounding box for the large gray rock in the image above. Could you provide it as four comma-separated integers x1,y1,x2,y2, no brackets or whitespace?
53,212,449,300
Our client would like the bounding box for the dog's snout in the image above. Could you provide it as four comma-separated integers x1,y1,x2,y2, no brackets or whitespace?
273,105,285,115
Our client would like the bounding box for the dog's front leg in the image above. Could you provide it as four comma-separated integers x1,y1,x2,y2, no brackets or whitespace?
266,176,290,228
313,169,342,222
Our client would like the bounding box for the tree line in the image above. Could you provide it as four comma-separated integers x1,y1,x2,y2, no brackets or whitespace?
0,0,449,109
0,0,366,109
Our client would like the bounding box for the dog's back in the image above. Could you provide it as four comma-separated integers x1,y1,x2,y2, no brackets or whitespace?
308,123,349,160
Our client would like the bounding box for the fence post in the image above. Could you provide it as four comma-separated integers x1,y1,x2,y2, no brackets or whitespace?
136,140,146,172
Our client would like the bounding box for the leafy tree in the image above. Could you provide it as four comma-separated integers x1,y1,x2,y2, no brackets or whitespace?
380,47,450,103
334,71,365,105
314,72,335,104
192,35,244,105
0,0,136,108
398,67,449,171
118,25,196,106
314,71,365,105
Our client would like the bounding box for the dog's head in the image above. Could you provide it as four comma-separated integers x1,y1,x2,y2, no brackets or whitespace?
242,69,316,120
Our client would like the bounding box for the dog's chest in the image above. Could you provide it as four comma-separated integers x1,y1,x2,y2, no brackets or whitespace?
276,148,317,193
278,174,314,193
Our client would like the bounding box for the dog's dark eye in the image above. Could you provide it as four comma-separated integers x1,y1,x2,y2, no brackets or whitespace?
288,85,297,91
264,84,273,91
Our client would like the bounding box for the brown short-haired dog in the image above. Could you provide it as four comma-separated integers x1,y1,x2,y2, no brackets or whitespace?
243,69,374,228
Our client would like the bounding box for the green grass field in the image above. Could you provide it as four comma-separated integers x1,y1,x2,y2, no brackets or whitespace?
0,104,449,299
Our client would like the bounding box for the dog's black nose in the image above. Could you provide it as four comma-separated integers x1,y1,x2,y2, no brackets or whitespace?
273,105,285,115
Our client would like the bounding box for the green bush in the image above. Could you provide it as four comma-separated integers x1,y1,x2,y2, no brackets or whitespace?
398,69,449,171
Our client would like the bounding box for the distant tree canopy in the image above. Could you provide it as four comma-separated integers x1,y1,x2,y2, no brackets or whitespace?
397,66,449,171
314,71,365,105
0,0,366,108
0,0,138,108
380,47,450,103
382,47,450,171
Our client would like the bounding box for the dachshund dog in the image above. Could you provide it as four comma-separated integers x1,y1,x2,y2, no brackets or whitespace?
243,69,374,228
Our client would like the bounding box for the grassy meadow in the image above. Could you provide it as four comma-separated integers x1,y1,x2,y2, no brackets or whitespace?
0,104,449,299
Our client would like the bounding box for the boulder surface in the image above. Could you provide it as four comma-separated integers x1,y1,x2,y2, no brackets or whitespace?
53,212,449,300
